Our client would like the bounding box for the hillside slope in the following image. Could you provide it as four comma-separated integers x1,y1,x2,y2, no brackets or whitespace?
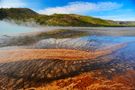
0,8,134,26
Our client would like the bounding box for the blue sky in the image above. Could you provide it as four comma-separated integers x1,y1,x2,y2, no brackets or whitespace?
0,0,135,21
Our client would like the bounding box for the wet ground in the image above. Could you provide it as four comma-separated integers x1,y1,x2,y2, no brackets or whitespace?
0,25,135,89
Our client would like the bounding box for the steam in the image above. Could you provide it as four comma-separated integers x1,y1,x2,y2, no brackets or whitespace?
0,20,38,36
1,20,135,51
0,20,90,50
0,21,100,51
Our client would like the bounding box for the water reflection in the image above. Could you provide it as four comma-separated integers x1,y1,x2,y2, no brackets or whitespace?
0,27,135,69
0,27,135,89
0,28,135,51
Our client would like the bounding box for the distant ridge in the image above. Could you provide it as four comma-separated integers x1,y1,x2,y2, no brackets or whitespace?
0,8,135,27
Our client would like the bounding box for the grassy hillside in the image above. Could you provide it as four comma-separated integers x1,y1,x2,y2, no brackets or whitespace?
0,8,38,21
0,8,135,26
36,14,118,26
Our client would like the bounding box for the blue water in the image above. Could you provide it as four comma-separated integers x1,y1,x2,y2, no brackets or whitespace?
0,22,135,52
82,35,135,44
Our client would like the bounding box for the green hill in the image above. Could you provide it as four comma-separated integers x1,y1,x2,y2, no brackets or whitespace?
36,14,118,26
0,8,38,20
0,8,134,26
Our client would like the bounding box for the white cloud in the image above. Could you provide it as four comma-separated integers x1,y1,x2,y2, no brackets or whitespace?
98,15,135,21
95,9,135,21
39,1,122,15
0,0,26,8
